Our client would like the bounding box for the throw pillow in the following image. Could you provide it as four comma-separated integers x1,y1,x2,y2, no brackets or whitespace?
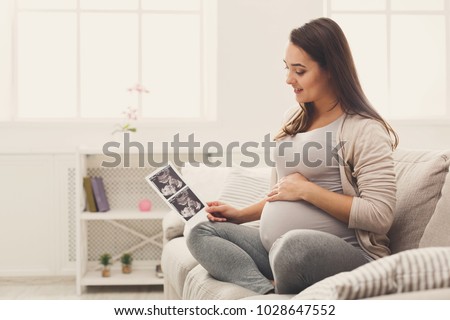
180,163,232,238
419,155,450,247
181,163,232,202
387,149,450,253
294,247,450,300
218,166,272,209
183,166,272,238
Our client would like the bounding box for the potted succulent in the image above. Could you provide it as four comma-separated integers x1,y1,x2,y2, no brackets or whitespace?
99,253,112,277
120,253,133,274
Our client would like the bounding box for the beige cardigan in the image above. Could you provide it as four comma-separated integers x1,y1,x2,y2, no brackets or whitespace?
271,112,397,259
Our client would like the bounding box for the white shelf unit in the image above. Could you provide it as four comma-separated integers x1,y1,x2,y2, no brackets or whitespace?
75,149,171,294
81,262,161,286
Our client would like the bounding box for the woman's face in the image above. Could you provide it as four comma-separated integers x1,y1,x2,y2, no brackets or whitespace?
284,43,334,107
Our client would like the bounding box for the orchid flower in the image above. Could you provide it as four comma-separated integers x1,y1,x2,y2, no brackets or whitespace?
112,84,149,135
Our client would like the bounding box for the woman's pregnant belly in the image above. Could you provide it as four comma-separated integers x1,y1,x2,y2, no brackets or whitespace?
259,200,355,251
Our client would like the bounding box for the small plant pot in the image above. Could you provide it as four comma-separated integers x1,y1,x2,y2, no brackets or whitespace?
122,264,132,274
102,266,111,277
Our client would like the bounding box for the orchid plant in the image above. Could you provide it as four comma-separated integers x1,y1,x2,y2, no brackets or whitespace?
112,84,149,135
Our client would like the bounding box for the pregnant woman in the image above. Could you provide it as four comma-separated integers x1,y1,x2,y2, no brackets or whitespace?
187,17,398,294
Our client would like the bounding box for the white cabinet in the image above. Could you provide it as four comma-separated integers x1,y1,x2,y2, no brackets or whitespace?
0,155,55,275
76,150,170,294
0,154,76,276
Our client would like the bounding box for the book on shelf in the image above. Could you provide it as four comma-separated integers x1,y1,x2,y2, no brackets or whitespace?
91,176,110,212
83,177,98,212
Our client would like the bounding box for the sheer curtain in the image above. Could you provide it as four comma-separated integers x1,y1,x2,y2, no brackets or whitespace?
0,0,14,120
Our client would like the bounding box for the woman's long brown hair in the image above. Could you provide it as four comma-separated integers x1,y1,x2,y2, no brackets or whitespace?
275,17,398,150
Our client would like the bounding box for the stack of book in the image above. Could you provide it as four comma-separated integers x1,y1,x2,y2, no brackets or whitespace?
83,176,110,212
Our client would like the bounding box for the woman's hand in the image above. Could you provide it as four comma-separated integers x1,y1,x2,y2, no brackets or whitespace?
266,172,311,202
205,201,243,223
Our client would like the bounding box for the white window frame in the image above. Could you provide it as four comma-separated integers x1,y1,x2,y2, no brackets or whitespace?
9,0,217,123
324,0,450,124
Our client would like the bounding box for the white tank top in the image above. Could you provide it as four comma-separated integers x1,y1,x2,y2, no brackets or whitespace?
260,114,359,251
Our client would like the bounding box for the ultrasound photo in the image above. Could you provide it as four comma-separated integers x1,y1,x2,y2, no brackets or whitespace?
145,163,205,221
168,187,205,221
147,164,186,199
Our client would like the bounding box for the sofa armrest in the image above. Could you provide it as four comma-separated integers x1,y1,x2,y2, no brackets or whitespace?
162,210,185,244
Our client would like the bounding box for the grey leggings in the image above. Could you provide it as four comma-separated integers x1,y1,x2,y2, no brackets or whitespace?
187,221,370,294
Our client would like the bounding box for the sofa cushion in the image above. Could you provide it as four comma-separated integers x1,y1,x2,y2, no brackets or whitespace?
420,156,450,248
388,149,450,253
240,293,295,300
293,247,450,300
161,237,199,299
183,166,271,238
183,264,258,300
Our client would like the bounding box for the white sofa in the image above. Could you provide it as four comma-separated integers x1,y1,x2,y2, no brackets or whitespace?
161,148,450,299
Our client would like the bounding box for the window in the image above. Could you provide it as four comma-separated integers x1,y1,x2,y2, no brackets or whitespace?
326,0,448,119
11,0,217,121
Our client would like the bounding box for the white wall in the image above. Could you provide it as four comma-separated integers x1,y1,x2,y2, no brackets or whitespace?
0,0,323,153
0,0,449,152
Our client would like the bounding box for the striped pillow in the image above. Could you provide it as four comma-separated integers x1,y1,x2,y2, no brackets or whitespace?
294,247,450,300
218,167,272,209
